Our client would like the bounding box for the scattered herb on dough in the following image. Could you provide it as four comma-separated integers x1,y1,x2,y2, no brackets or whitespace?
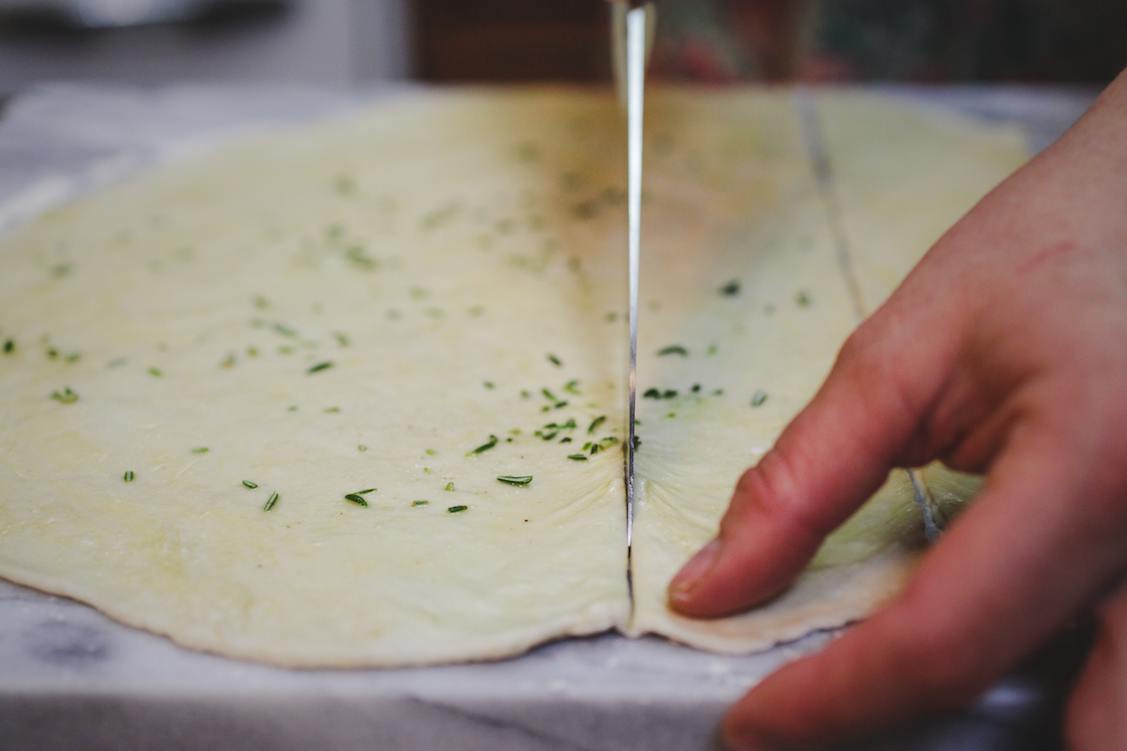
447,505,469,513
344,494,369,507
2,339,13,354
50,387,78,404
469,434,499,455
411,500,430,507
242,480,258,489
751,389,768,407
123,470,135,483
657,345,689,357
563,379,580,395
483,381,495,390
588,415,606,434
263,492,280,512
497,475,533,487
307,361,334,375
147,367,163,378
795,290,812,308
567,453,588,461
719,280,741,297
547,353,563,367
444,482,455,492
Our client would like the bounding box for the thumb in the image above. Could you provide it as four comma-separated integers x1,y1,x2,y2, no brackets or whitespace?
667,321,939,618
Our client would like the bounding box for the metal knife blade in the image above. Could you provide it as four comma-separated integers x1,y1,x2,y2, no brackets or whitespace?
617,0,651,579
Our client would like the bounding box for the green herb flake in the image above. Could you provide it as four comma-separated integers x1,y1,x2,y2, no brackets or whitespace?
719,280,741,297
263,492,280,512
411,500,430,507
563,379,580,395
444,482,455,492
242,480,258,489
273,323,297,337
447,505,469,513
469,434,500,455
497,474,533,487
2,339,13,354
191,447,209,454
333,173,357,196
123,470,135,483
547,353,563,367
147,366,164,378
50,387,79,404
541,387,558,402
707,344,718,356
657,345,689,357
344,493,369,507
483,380,495,390
795,290,812,308
307,361,334,375
358,444,368,453
567,453,589,461
587,415,606,434
642,388,660,399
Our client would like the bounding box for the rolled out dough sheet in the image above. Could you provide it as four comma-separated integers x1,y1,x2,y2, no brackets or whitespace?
0,88,1026,666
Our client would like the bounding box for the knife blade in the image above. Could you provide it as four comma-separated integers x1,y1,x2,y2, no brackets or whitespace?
611,0,653,589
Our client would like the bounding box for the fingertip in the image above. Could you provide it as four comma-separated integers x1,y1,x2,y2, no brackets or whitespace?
667,538,722,611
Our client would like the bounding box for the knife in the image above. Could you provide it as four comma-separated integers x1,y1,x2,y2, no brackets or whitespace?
610,0,654,589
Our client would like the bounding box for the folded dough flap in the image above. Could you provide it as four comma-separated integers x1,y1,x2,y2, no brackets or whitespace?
627,91,1020,650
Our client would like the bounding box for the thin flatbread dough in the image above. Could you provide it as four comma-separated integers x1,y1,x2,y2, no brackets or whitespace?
0,89,1026,665
626,90,1026,650
0,92,632,667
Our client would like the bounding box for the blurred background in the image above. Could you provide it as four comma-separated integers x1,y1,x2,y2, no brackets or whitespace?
0,0,1123,90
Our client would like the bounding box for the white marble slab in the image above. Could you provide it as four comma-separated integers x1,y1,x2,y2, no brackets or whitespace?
0,83,1096,750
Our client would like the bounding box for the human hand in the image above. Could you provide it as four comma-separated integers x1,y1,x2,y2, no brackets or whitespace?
668,69,1127,750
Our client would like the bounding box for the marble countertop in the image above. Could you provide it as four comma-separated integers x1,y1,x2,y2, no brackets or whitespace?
0,83,1097,750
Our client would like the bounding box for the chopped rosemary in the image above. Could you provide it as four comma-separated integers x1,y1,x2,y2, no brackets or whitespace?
751,389,768,407
353,488,377,495
410,500,429,508
123,470,135,482
561,437,573,443
657,345,689,357
567,453,588,461
483,380,495,390
2,339,13,354
147,367,163,378
719,279,741,297
563,379,580,394
795,290,812,307
469,434,499,455
444,482,455,492
541,387,558,402
307,361,334,375
663,389,678,399
358,444,368,452
50,387,78,404
547,353,563,367
344,494,369,507
425,448,437,457
242,480,258,489
588,415,606,434
643,388,660,399
691,383,701,393
497,475,533,486
263,492,280,512
191,447,209,454
447,505,469,513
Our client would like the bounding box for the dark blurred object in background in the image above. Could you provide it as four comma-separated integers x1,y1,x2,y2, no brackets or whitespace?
0,0,1122,90
414,0,608,82
412,0,1125,84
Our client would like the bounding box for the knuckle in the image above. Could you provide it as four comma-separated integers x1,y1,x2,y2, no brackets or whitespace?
725,452,827,541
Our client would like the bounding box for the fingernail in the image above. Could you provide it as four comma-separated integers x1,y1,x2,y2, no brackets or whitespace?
669,538,722,600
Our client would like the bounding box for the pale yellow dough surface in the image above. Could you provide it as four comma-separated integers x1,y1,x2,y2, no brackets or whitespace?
0,89,1026,665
